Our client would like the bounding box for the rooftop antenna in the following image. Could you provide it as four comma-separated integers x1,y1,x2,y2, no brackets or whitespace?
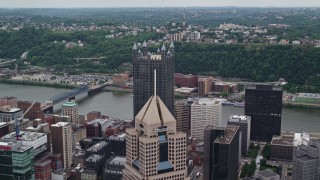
154,69,156,97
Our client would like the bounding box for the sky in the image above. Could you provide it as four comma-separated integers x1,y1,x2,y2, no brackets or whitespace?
1,0,320,8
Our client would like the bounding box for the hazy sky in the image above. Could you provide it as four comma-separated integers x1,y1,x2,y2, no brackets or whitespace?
1,0,320,8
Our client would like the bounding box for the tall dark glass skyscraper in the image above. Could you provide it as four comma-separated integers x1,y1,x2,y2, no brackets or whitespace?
245,85,283,142
203,125,240,180
132,41,175,120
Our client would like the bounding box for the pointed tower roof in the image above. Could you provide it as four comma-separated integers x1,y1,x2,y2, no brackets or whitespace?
157,48,160,53
143,41,148,47
135,96,176,132
167,50,171,54
161,43,166,51
132,43,138,50
170,41,175,48
138,49,142,54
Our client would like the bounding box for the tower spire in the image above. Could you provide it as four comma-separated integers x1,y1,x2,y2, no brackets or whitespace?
154,69,156,97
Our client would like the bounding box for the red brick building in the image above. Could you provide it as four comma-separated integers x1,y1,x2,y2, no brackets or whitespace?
87,111,101,122
18,101,44,120
35,159,51,180
0,96,17,108
175,73,198,88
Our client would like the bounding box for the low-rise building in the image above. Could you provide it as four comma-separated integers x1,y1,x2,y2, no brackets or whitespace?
174,73,198,88
255,169,280,180
271,135,294,161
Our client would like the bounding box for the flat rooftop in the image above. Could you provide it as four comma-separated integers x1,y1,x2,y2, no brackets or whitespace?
51,122,70,127
214,125,239,144
0,106,21,113
1,131,46,142
271,135,294,146
195,98,225,105
0,141,32,152
257,170,279,178
246,85,282,91
228,115,250,123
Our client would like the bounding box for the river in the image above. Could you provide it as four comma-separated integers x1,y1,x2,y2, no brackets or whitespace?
1,84,320,132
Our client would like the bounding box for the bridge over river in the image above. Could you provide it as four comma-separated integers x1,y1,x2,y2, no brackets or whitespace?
41,83,108,113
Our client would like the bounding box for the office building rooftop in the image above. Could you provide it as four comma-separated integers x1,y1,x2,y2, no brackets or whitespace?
214,126,239,144
0,141,32,152
195,98,225,105
0,106,21,113
271,134,295,147
1,131,46,142
228,115,250,122
51,122,70,127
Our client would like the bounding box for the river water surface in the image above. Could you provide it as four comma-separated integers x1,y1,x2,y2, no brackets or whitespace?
1,84,319,132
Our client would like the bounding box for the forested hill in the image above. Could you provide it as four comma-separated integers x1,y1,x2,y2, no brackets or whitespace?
174,43,320,88
0,28,319,91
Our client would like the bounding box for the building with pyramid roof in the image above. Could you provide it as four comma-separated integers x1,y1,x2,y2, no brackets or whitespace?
123,88,189,179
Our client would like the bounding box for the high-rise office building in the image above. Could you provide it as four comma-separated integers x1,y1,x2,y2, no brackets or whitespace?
227,115,251,154
123,94,189,179
174,99,194,135
245,85,283,142
293,139,320,180
51,122,73,169
0,141,35,180
203,125,240,180
132,41,175,120
191,98,223,140
62,102,79,124
198,78,212,96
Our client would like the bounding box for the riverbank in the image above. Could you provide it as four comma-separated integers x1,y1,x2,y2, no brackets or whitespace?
283,102,320,109
0,79,76,89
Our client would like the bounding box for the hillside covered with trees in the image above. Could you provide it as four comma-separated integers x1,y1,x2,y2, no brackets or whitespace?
0,28,319,92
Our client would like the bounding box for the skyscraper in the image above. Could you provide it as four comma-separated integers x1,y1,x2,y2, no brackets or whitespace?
62,102,79,124
245,85,283,142
203,125,240,180
132,41,175,120
51,122,73,170
123,91,189,179
174,99,193,135
191,98,223,140
227,115,251,154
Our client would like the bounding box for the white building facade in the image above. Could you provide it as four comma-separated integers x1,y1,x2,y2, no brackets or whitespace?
191,98,223,140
